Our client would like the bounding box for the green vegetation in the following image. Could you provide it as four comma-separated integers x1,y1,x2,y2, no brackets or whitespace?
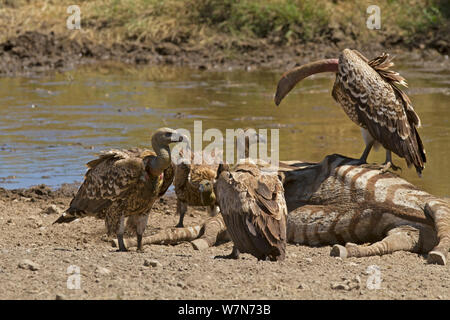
0,0,448,50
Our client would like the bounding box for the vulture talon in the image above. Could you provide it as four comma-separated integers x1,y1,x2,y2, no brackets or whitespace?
380,161,402,173
214,247,240,260
214,253,239,260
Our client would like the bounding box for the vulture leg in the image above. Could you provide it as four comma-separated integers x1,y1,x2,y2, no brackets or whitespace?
381,150,401,173
135,213,149,252
358,128,375,163
116,215,128,252
214,246,240,260
359,140,374,164
176,200,187,228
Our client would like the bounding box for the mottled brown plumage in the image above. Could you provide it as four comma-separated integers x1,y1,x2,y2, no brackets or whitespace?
275,49,426,175
174,148,221,228
53,128,183,252
215,161,287,261
173,129,265,227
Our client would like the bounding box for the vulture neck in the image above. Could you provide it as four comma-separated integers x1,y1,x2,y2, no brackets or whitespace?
275,58,339,105
200,188,215,206
149,140,171,177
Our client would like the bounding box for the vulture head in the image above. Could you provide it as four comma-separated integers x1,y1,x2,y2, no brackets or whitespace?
198,179,216,206
274,56,339,106
152,127,185,147
148,127,186,176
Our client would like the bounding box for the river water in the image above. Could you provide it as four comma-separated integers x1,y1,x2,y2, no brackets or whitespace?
0,62,448,196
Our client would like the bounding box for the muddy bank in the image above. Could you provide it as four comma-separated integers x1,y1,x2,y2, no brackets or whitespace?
0,184,449,300
0,30,449,77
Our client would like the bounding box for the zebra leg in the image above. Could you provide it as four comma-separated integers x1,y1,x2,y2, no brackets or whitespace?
331,226,420,258
425,201,450,265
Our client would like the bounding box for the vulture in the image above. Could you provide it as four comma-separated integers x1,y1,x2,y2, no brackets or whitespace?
214,161,287,261
173,128,265,228
53,127,184,252
174,150,220,228
275,48,426,176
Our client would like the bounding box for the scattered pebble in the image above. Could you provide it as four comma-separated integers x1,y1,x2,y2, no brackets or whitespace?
41,204,61,215
95,266,111,275
297,283,309,290
18,259,40,271
144,259,162,268
331,276,361,291
28,215,43,228
331,282,350,291
55,294,66,300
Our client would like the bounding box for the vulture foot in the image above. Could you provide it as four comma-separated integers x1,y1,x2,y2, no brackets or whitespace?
214,247,240,260
116,234,128,252
380,161,402,173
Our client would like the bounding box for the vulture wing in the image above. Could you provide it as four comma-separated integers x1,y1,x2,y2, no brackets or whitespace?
218,163,287,261
68,149,145,216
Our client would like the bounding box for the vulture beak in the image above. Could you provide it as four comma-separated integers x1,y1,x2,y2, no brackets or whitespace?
171,132,187,143
274,58,339,106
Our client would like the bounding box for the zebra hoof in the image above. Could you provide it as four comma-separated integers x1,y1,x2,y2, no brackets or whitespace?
427,251,447,265
330,244,348,259
191,239,209,250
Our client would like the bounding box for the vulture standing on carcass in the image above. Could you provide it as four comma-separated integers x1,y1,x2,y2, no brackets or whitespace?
53,128,184,252
214,161,287,261
275,48,426,176
173,128,265,228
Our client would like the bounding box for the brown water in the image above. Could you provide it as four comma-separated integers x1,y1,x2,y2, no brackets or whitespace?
0,62,449,196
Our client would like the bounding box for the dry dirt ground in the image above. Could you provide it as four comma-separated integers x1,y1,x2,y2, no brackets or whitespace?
0,185,449,300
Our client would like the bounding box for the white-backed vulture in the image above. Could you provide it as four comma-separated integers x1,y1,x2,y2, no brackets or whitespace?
173,128,265,228
173,149,221,228
275,49,426,176
214,161,287,261
53,127,184,252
